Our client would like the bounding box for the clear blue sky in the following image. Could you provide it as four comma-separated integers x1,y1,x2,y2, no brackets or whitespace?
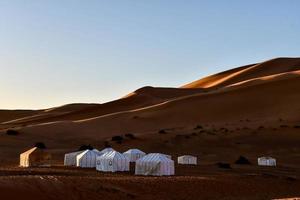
1,0,299,109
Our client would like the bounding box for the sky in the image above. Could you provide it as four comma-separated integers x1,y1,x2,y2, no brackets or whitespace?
0,0,300,109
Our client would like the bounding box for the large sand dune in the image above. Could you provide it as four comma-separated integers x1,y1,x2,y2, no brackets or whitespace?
181,57,300,89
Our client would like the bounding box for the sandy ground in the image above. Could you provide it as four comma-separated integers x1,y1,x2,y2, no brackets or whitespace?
0,164,299,200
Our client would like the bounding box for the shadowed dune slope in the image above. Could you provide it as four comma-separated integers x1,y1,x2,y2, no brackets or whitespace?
182,57,300,89
1,87,205,126
0,110,40,123
18,70,300,141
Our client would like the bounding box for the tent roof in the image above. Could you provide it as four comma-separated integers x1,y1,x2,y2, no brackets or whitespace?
99,147,115,155
178,155,197,158
20,147,39,156
99,151,127,159
258,156,275,160
123,149,145,154
77,149,100,158
137,153,173,162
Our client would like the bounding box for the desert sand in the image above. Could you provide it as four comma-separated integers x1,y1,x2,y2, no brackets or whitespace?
0,57,300,199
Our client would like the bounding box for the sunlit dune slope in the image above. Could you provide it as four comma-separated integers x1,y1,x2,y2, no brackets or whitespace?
182,57,300,88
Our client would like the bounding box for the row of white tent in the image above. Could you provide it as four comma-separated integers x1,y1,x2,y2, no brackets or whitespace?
64,148,276,176
64,148,198,176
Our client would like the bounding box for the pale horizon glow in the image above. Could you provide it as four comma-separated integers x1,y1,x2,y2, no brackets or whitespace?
1,1,300,109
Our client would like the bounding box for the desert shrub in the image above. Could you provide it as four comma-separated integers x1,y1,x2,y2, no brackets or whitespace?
258,126,264,130
125,133,136,139
207,131,216,135
191,132,197,136
286,176,297,181
280,125,289,128
103,141,111,148
78,144,93,151
216,162,231,169
194,125,203,130
6,129,19,136
35,142,46,149
132,116,139,119
293,125,300,129
235,156,251,165
111,135,123,144
158,129,167,134
185,135,190,139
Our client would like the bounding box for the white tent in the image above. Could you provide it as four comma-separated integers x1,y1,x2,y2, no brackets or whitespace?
76,150,101,168
64,150,84,166
96,151,129,172
99,147,115,155
123,149,146,162
178,155,197,165
162,154,172,160
135,153,175,176
258,157,276,166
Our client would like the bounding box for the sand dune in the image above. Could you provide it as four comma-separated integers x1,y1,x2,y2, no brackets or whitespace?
182,57,300,89
0,110,39,123
1,87,205,127
15,69,300,142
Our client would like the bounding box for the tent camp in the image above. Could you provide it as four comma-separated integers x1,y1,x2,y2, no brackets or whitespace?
20,147,51,167
123,149,146,162
76,149,101,168
258,157,276,166
135,153,175,176
64,150,84,166
96,151,129,172
178,155,197,165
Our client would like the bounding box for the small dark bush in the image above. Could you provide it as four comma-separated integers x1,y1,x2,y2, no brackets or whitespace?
35,142,46,149
216,162,231,169
258,126,264,130
191,132,197,136
132,116,139,119
293,125,300,129
6,129,19,136
194,125,203,130
158,129,167,134
235,156,251,165
185,135,190,139
280,125,289,128
207,131,216,135
103,141,111,148
111,135,123,144
78,144,93,151
125,133,136,139
286,176,297,181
